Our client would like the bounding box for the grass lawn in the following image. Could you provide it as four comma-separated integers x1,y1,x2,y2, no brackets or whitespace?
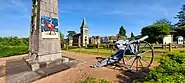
65,48,166,62
79,76,111,83
66,48,116,56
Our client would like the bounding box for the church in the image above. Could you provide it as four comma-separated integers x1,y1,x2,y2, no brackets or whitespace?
69,18,89,47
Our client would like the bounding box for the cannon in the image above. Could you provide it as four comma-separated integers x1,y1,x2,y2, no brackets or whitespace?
91,36,154,72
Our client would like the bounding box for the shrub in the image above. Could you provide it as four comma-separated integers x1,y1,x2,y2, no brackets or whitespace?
87,44,97,49
145,52,185,82
68,46,79,50
100,44,108,49
80,77,111,83
0,37,29,46
0,45,28,57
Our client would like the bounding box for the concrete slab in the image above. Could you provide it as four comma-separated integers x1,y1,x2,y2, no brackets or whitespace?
0,57,85,83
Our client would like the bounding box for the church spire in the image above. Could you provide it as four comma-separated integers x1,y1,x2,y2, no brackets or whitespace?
81,18,88,28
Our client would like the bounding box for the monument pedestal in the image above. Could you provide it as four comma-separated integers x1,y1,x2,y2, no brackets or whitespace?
26,0,69,71
25,53,70,71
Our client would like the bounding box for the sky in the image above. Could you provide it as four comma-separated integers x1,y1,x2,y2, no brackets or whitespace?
0,0,184,38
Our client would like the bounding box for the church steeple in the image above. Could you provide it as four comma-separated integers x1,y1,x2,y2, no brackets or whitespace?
81,18,88,28
80,18,89,47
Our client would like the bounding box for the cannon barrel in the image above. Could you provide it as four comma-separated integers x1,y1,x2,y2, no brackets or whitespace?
138,35,149,42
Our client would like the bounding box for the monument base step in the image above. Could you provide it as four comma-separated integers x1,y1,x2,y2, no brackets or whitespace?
5,57,86,83
25,57,70,71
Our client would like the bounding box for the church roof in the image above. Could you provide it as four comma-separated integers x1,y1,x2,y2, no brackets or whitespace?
73,33,81,37
81,18,88,28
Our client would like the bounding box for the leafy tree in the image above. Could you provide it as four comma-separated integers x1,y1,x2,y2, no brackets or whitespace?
117,35,126,40
141,24,171,43
154,18,175,30
66,31,76,38
130,32,135,40
0,37,29,46
117,26,126,40
59,32,64,42
174,4,185,38
118,26,126,36
175,4,185,26
154,18,172,25
135,35,142,40
59,32,67,48
174,25,185,38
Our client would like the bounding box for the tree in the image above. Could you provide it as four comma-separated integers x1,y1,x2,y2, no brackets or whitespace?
174,25,185,38
154,18,175,30
141,24,171,43
154,18,172,25
118,26,126,36
130,32,135,40
117,26,126,40
66,31,76,38
59,32,65,42
117,35,126,40
135,35,142,40
175,4,185,26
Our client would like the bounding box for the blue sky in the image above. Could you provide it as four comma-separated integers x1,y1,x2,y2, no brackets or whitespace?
0,0,184,38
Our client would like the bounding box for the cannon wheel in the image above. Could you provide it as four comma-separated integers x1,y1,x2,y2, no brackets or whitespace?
123,41,154,71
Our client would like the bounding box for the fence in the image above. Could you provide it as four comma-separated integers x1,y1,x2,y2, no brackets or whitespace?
63,44,116,56
63,43,185,56
153,43,185,52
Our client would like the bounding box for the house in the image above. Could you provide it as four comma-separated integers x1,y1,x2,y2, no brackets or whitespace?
89,36,101,44
68,36,73,46
176,36,184,44
163,35,173,44
100,36,109,44
109,36,117,43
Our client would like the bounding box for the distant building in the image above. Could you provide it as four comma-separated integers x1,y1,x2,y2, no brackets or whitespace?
90,36,101,44
68,36,73,46
176,36,184,44
109,36,117,43
72,33,81,46
100,36,109,44
163,35,173,44
70,18,89,47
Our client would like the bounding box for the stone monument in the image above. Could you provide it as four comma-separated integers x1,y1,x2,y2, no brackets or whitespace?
26,0,66,71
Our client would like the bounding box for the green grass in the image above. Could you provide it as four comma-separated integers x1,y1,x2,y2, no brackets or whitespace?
0,45,28,58
79,76,111,83
66,48,164,61
67,48,116,56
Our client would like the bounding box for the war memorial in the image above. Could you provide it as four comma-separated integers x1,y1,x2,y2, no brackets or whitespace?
0,0,84,83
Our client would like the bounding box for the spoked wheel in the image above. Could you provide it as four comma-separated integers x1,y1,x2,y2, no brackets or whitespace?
123,41,154,72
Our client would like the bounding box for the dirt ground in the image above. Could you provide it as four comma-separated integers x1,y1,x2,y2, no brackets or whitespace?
33,51,121,83
33,51,159,83
0,51,160,83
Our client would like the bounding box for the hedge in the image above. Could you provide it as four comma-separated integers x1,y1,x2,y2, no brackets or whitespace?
0,45,28,57
87,44,97,49
144,51,185,82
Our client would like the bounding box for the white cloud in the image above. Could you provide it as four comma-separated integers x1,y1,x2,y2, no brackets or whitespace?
10,0,30,19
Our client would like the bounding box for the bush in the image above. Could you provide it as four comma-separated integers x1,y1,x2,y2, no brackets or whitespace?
0,37,29,46
68,46,79,50
87,44,97,49
80,77,111,83
100,44,108,49
0,45,28,57
145,51,185,82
